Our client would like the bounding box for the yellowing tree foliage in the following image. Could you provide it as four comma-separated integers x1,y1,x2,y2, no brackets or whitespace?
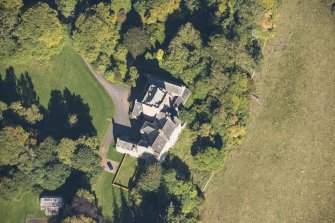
14,3,64,62
72,2,120,63
134,0,181,24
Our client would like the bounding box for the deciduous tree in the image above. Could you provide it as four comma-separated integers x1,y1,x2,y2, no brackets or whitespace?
162,23,206,84
14,3,64,62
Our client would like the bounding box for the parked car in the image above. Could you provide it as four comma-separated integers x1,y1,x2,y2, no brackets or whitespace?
107,161,113,170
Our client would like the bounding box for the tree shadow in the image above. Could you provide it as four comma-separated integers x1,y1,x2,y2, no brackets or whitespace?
120,8,143,34
191,134,223,155
41,170,91,222
0,67,19,104
17,72,40,106
46,88,96,140
163,154,191,180
0,67,40,106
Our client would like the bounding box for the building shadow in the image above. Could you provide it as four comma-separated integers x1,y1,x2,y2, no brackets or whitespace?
112,118,142,142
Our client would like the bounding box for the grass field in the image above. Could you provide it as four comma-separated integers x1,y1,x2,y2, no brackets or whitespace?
0,45,115,222
114,155,138,187
0,45,114,140
201,1,335,222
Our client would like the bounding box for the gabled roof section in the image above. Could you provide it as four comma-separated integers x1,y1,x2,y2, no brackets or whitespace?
151,132,169,153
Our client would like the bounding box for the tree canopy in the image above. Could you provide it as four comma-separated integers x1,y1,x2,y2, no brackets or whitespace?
14,3,64,62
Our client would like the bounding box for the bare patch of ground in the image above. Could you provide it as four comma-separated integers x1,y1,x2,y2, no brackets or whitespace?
201,1,335,222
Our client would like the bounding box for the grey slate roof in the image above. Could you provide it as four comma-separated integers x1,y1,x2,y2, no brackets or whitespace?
116,137,137,152
151,132,169,153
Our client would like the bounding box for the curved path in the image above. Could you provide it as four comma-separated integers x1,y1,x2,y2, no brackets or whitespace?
82,56,131,172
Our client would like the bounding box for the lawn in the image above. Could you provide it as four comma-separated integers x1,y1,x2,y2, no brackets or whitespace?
92,172,128,221
0,44,114,140
0,45,115,222
0,193,45,223
107,143,124,162
201,1,335,222
114,155,138,187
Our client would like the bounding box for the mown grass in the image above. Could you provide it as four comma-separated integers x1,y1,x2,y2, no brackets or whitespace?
114,156,138,187
0,45,114,140
0,45,115,222
92,172,128,221
201,1,335,222
107,143,124,162
0,193,45,223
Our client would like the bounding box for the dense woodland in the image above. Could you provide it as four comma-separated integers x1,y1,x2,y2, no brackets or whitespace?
0,0,278,222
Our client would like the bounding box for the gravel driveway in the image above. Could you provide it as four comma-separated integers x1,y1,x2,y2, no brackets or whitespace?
82,57,130,169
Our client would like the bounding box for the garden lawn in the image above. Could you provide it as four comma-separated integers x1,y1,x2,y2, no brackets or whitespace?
107,143,124,162
92,172,128,221
0,193,45,223
0,45,114,140
114,155,138,187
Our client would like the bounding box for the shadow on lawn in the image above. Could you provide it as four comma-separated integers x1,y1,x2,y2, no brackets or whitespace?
0,66,39,106
0,66,97,140
46,88,96,140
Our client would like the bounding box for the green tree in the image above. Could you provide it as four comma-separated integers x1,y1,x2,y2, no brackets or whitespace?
14,2,65,62
57,138,77,165
0,101,8,120
10,102,43,124
127,66,139,87
72,2,120,64
162,23,206,84
76,189,95,203
71,146,101,176
110,0,131,14
205,36,255,72
134,0,181,24
55,0,78,18
62,215,96,223
137,163,163,192
163,170,200,214
0,126,30,165
124,27,151,59
36,162,71,190
0,0,23,62
193,147,226,172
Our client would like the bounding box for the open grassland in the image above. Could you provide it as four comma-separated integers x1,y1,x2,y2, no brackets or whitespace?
201,1,335,222
0,45,114,140
0,46,115,222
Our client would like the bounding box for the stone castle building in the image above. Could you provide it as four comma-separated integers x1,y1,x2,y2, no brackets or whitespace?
116,76,190,162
